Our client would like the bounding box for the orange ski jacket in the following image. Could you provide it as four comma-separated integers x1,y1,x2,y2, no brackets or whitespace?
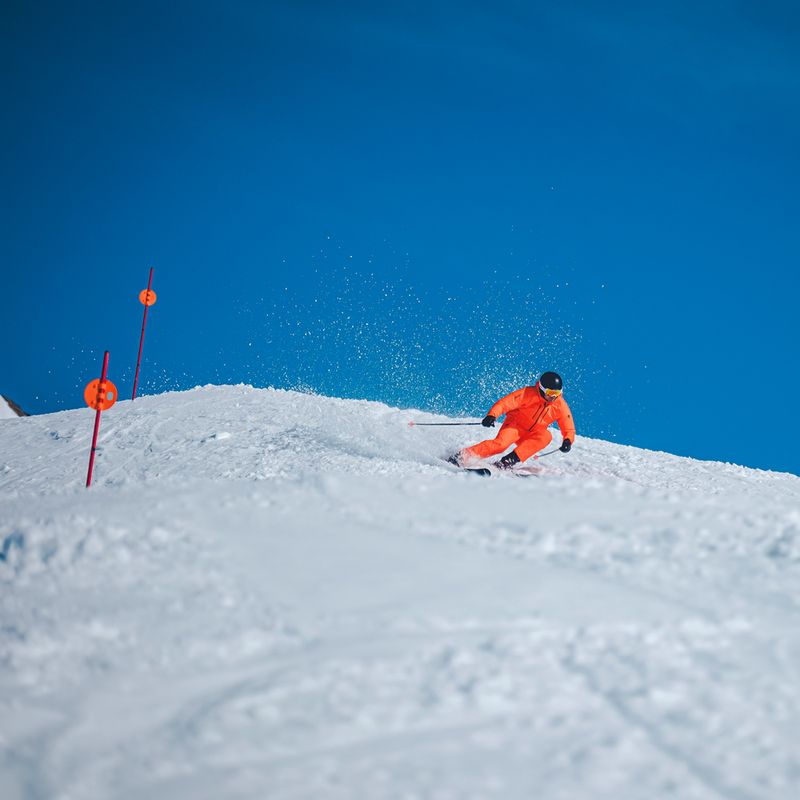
488,385,576,442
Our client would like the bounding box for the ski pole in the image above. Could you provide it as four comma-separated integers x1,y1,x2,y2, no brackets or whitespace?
408,421,483,427
532,448,561,460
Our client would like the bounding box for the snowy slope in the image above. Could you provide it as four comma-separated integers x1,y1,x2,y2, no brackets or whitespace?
1,385,799,800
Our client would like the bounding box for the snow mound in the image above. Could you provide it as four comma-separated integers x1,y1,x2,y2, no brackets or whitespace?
1,385,799,800
0,395,27,419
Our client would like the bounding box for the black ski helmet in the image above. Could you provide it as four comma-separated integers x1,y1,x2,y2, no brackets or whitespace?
538,371,563,400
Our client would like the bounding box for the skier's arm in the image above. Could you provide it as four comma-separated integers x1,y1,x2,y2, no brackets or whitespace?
488,388,527,419
555,399,576,444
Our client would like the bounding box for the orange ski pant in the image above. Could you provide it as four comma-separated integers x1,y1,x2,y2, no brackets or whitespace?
462,424,552,463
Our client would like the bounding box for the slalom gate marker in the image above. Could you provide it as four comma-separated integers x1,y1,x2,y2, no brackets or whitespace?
84,351,117,488
132,267,156,401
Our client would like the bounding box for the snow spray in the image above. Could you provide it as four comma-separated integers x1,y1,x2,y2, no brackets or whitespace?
132,267,156,400
84,351,118,487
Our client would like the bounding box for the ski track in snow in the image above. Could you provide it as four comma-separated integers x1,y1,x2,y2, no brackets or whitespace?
1,385,800,799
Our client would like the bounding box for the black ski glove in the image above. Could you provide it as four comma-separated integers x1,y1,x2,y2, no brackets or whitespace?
482,415,496,428
560,438,572,453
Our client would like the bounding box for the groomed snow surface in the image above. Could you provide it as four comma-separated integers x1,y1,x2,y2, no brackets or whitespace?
2,385,799,800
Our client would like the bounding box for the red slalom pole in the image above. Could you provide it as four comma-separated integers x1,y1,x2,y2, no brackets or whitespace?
85,351,119,488
132,267,156,400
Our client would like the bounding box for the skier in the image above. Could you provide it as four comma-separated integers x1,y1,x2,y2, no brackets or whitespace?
448,372,575,469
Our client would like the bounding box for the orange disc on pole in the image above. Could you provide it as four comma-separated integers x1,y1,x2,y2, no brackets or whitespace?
84,379,118,411
139,289,157,306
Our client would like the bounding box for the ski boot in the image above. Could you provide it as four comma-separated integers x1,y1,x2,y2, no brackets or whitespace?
494,451,520,470
446,452,464,467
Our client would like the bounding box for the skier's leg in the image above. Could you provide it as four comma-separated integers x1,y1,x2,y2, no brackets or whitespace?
461,425,520,461
513,428,553,463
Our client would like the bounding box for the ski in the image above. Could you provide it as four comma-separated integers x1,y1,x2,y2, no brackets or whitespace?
441,456,492,477
464,467,492,477
441,457,536,478
465,466,541,478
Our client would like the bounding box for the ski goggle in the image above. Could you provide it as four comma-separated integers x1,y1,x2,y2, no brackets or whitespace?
540,385,562,400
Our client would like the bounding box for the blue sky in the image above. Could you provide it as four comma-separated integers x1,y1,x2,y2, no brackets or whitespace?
3,1,799,473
